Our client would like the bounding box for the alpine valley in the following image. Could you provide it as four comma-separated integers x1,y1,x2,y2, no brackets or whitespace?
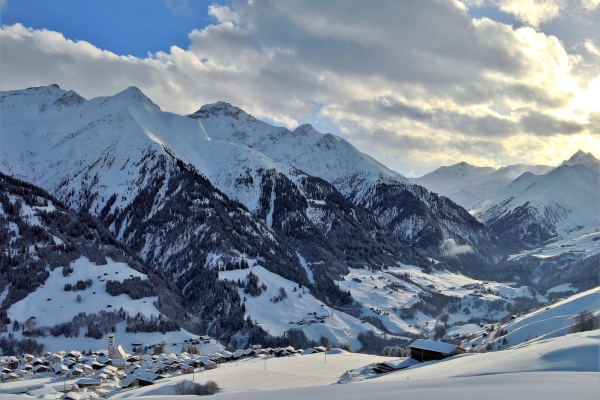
1,84,598,354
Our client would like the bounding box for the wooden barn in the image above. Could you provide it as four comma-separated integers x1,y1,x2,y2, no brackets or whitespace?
409,339,466,362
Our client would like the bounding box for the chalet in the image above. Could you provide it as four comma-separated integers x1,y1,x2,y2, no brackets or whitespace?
372,358,420,374
66,351,82,360
67,367,84,378
120,370,163,388
75,378,103,389
301,348,317,355
32,357,45,366
1,356,19,370
52,363,69,375
179,362,195,374
95,356,109,365
60,392,82,400
1,372,18,381
63,358,76,367
32,364,50,373
22,354,34,363
314,346,327,353
409,339,466,362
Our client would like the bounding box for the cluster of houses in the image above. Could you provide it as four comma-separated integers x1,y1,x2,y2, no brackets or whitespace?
0,335,332,397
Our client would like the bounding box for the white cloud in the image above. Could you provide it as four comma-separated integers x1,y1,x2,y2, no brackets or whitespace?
0,0,598,175
494,0,565,27
584,40,600,56
208,5,240,24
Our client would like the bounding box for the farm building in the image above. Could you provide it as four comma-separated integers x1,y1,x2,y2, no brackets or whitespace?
409,339,466,362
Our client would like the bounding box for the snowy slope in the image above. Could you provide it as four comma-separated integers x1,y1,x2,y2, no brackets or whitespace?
0,174,198,355
413,161,552,209
219,266,386,351
0,85,300,215
190,102,410,194
492,287,600,348
190,103,503,260
336,265,544,336
7,256,152,327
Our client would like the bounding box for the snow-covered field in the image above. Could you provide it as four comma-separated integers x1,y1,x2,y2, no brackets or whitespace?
494,287,600,347
134,331,600,400
508,228,600,261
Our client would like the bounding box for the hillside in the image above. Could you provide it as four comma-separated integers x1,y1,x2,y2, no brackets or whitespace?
0,173,196,355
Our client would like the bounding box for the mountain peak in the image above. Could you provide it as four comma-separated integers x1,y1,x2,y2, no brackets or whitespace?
292,124,317,135
189,101,255,122
111,86,161,110
559,150,599,170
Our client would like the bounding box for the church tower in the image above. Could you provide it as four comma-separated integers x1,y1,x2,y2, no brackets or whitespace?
108,334,115,358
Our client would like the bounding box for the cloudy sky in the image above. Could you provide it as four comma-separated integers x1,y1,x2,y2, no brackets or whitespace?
1,0,598,176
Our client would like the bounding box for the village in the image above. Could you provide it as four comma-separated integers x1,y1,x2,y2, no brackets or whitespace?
0,330,471,398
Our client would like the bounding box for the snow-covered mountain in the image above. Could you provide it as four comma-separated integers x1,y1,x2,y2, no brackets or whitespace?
0,173,202,353
472,161,599,247
189,102,503,262
414,152,599,293
412,162,553,209
2,85,595,351
414,151,599,249
0,85,433,347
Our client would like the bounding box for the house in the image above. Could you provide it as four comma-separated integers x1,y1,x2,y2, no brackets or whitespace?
1,372,18,381
67,368,84,378
120,370,163,388
409,339,466,362
52,363,69,375
32,364,50,373
60,391,82,400
180,363,195,374
372,358,421,374
66,351,82,360
75,378,103,389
